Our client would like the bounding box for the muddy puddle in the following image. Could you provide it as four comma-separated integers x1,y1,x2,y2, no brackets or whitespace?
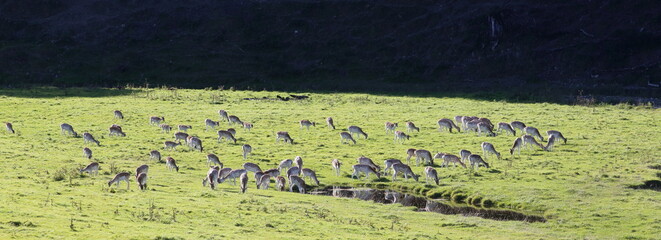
309,187,546,223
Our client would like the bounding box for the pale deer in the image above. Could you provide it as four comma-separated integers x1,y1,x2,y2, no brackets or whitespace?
227,128,237,136
286,166,301,179
219,169,247,185
275,176,286,191
243,162,262,173
331,159,342,176
301,168,319,185
497,122,516,136
406,148,416,164
217,130,237,143
109,125,126,137
136,164,149,177
414,149,433,166
522,135,546,151
159,124,172,133
300,120,316,130
80,162,99,176
477,122,496,137
438,118,461,133
258,174,271,189
187,136,203,152
203,166,220,189
510,121,526,132
150,116,165,125
278,159,293,172
242,122,253,131
239,172,248,193
242,144,252,159
340,132,356,144
205,118,220,131
546,130,567,144
83,132,100,146
510,137,523,157
424,167,439,185
294,156,303,170
383,159,403,174
114,110,124,120
545,135,558,151
348,126,368,139
326,117,335,129
228,115,243,125
358,156,380,172
459,150,472,162
173,132,189,143
464,120,480,133
481,142,501,160
5,122,15,134
434,153,466,168
385,122,398,134
263,168,281,178
218,110,229,122
394,131,410,143
289,175,306,193
163,141,181,150
150,150,161,162
454,116,464,126
166,157,179,172
275,131,294,144
255,172,265,187
468,154,490,169
83,147,93,159
392,163,419,182
351,164,381,180
478,118,494,129
406,122,419,132
136,172,148,190
218,168,232,181
108,172,131,190
60,123,78,137
207,154,222,167
524,126,544,142
178,125,192,132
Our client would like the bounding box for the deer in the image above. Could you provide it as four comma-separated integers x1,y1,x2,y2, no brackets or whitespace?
392,163,419,182
524,127,544,142
239,172,248,193
464,120,480,134
340,132,357,144
150,116,165,125
459,150,472,162
454,116,464,126
477,122,496,137
331,159,342,176
165,157,179,172
203,166,221,189
228,115,243,125
510,121,526,133
546,130,567,144
278,159,293,172
82,147,93,159
242,144,252,159
275,176,286,191
109,125,126,137
60,123,78,137
217,130,237,144
5,122,15,134
545,135,558,151
114,110,124,120
202,119,219,131
383,159,403,174
424,167,439,185
253,172,263,187
136,172,148,190
218,110,230,122
227,128,237,136
522,135,546,151
289,175,306,193
187,136,203,152
347,126,368,139
178,125,192,132
358,156,380,172
108,172,131,190
481,142,501,160
263,168,281,178
218,168,232,181
326,117,335,129
301,168,319,185
173,132,189,143
243,162,262,173
510,137,523,157
275,131,294,144
148,150,161,162
219,169,247,185
294,156,303,170
80,162,99,176
163,141,181,150
135,164,149,177
434,153,466,168
468,154,490,169
394,131,410,143
406,122,420,132
497,122,516,136
438,118,461,133
461,116,479,130
406,148,416,164
478,118,494,129
287,167,301,179
83,132,100,146
351,164,381,180
159,124,172,133
242,122,253,131
385,122,398,134
205,154,222,167
300,120,316,130
414,149,433,166
257,174,271,189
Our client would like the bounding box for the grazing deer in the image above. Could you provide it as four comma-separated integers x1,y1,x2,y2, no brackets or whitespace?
136,164,149,177
454,116,464,126
228,115,243,125
164,141,181,150
459,150,472,162
83,132,100,146
414,149,433,166
136,172,148,190
218,167,232,181
243,162,262,173
546,130,567,144
286,166,301,179
438,118,461,133
204,118,220,131
275,131,294,144
278,159,293,172
497,122,516,136
150,116,165,125
524,127,544,142
545,135,558,151
187,136,203,152
242,122,253,131
300,120,316,130
165,157,179,172
218,110,230,122
348,126,368,139
108,172,131,190
510,137,523,157
109,125,126,137
383,159,403,174
331,159,342,176
385,122,398,134
477,122,496,137
406,148,416,164
340,132,357,144
5,122,15,134
301,168,319,185
60,123,78,137
358,156,380,172
392,163,419,182
207,154,222,167
173,132,189,143
424,167,439,185
394,131,410,143
239,172,248,193
510,121,526,132
468,154,490,169
82,147,93,159
275,176,286,191
289,175,306,193
217,130,237,143
263,168,281,178
178,125,192,132
80,162,99,176
219,169,247,185
150,150,161,162
406,122,419,132
434,153,466,168
294,156,303,169
481,142,501,160
351,164,381,180
227,128,237,136
159,124,172,133
203,166,221,189
464,120,480,133
522,135,546,151
478,118,494,129
114,110,124,120
242,144,252,159
258,174,271,189
326,117,335,129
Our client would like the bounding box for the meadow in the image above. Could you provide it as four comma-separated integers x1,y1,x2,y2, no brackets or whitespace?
0,87,659,239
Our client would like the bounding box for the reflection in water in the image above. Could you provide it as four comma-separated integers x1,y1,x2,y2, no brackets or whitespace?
310,187,546,223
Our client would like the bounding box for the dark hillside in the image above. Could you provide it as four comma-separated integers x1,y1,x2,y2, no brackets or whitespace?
1,0,659,98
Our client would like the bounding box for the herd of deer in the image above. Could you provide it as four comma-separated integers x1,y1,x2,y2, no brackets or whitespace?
3,109,566,194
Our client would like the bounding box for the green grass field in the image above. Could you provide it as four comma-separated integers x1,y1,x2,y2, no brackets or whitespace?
0,87,659,239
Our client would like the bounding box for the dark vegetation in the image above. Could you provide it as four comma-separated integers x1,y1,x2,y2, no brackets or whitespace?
0,0,660,100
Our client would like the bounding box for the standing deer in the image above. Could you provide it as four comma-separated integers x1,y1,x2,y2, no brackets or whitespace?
477,122,496,137
434,153,466,168
301,168,319,185
384,159,403,174
178,125,192,132
510,137,523,157
159,124,172,133
424,167,439,185
239,172,248,193
524,127,544,142
331,159,342,176
219,169,247,185
263,168,281,178
406,148,416,164
497,122,516,136
83,147,93,159
294,156,303,170
150,150,161,162
109,125,126,137
275,131,294,144
454,116,464,126
136,172,148,190
340,132,356,144
242,144,252,159
481,142,501,160
5,122,15,134
286,167,301,179
136,164,149,177
406,122,419,132
218,110,230,122
217,130,237,143
300,120,316,130
80,162,99,176
60,123,78,137
227,128,237,136
385,122,398,134
114,110,124,120
392,163,419,182
108,172,131,190
173,132,189,143
207,154,222,167
459,150,472,162
257,174,271,189
275,176,286,191
522,135,545,151
351,164,381,180
414,149,433,166
289,175,306,193
187,136,203,152
163,141,181,150
510,121,526,133
358,156,380,172
150,116,165,125
438,118,461,133
243,162,262,173
83,132,100,146
394,131,410,143
205,119,220,131
326,117,335,129
348,126,368,139
242,122,253,131
546,130,567,144
228,115,243,125
203,166,221,189
468,154,490,169
166,157,179,172
278,159,293,172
